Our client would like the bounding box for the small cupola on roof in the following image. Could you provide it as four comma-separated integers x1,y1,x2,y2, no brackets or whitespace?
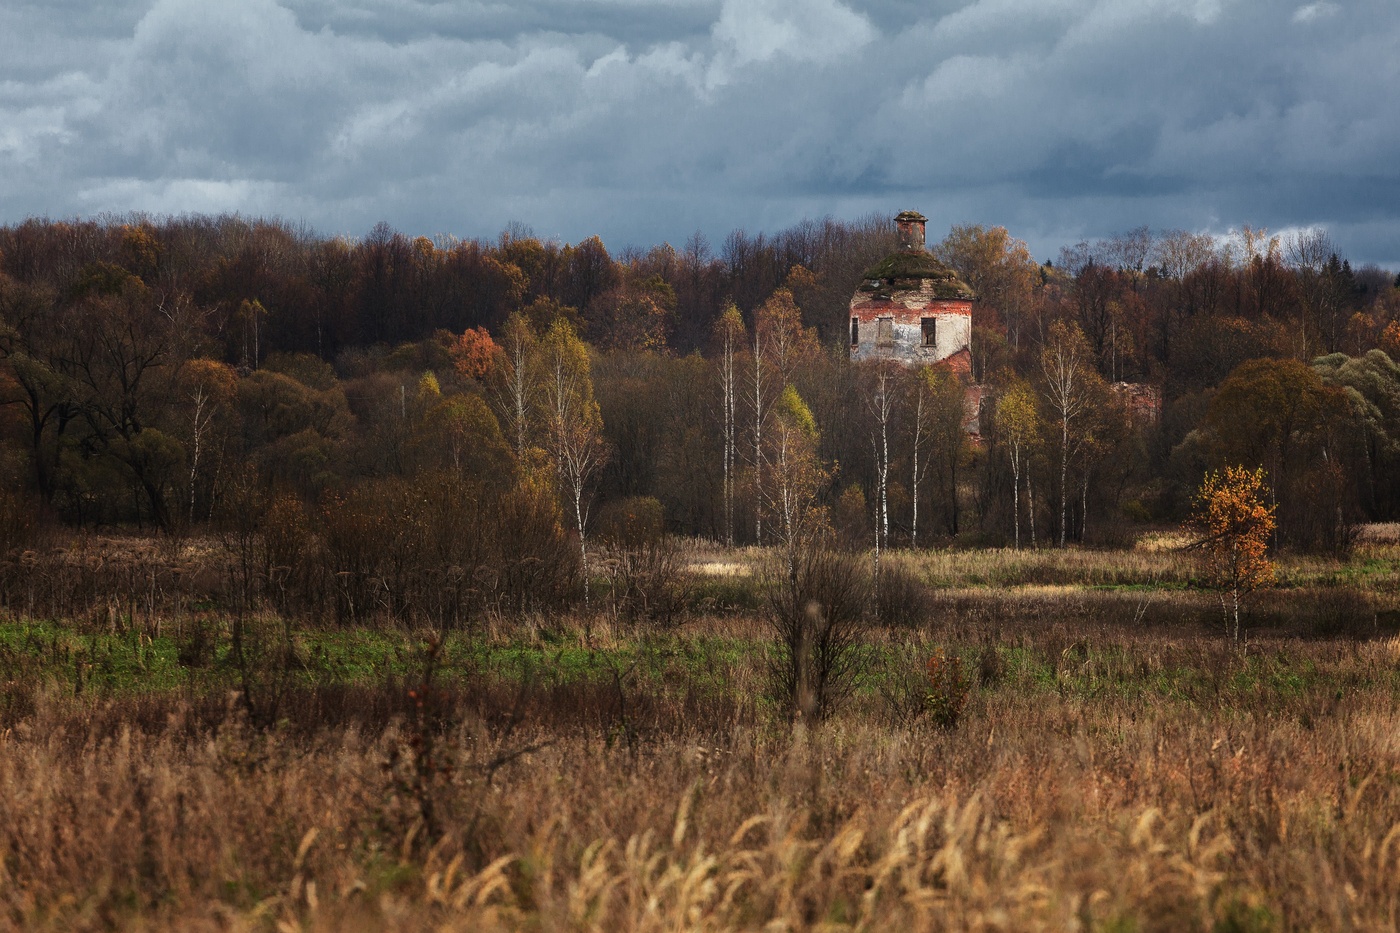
857,211,974,301
894,210,927,251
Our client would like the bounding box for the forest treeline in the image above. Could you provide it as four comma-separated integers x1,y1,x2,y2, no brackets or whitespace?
2,212,1400,615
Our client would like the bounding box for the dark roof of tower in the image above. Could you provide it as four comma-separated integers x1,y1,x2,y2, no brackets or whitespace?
894,210,928,223
857,250,975,300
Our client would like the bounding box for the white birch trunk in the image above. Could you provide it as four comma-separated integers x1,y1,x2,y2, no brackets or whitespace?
911,390,923,550
188,386,208,528
1060,412,1070,547
751,331,766,545
1010,440,1021,550
720,327,737,547
1028,471,1037,548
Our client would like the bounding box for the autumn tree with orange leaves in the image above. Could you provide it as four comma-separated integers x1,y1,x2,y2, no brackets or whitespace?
450,326,501,384
1187,466,1277,641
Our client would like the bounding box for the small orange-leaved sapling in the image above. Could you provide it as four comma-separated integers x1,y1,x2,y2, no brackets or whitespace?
1185,465,1277,641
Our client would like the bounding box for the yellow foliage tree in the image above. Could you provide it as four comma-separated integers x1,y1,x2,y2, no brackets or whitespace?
995,378,1040,549
178,358,238,526
769,385,823,555
1187,466,1277,641
541,318,608,604
933,224,1038,348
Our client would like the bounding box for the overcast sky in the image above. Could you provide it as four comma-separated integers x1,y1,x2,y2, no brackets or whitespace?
2,0,1399,266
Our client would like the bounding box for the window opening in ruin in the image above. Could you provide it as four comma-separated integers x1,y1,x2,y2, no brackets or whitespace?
922,317,937,347
851,317,859,346
876,317,894,348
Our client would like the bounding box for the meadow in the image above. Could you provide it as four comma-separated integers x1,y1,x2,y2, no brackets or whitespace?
2,532,1399,931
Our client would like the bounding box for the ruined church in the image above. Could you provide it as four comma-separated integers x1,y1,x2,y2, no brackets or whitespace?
847,210,1160,434
849,210,974,372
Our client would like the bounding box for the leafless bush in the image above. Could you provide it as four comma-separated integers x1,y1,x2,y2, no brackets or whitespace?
879,634,936,728
479,478,580,617
764,541,872,723
382,633,457,845
875,559,933,627
924,650,970,728
261,490,320,617
599,537,695,626
315,473,579,628
229,613,301,729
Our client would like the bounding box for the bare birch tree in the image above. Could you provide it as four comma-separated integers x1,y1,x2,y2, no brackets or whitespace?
715,303,744,547
747,325,769,544
749,289,816,545
179,358,237,529
1040,321,1100,546
236,298,269,371
541,318,607,604
861,359,898,598
494,311,538,463
908,366,931,549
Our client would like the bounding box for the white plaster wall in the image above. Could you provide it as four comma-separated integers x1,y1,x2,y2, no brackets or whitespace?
932,312,970,361
850,312,969,365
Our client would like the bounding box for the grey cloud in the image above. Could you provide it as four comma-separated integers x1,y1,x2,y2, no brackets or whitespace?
283,0,722,48
1,0,1398,267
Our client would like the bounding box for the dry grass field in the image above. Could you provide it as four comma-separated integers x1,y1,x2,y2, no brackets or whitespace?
2,533,1400,931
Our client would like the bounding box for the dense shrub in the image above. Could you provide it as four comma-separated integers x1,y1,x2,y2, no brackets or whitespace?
765,543,871,722
875,560,933,627
598,537,693,626
924,650,970,728
314,473,578,627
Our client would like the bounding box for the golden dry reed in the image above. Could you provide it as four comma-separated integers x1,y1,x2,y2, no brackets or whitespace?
3,628,1400,932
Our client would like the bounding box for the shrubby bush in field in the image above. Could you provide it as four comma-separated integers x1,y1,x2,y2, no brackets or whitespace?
764,541,871,722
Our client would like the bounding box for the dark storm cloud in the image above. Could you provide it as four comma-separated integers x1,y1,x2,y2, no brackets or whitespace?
1,0,1398,265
